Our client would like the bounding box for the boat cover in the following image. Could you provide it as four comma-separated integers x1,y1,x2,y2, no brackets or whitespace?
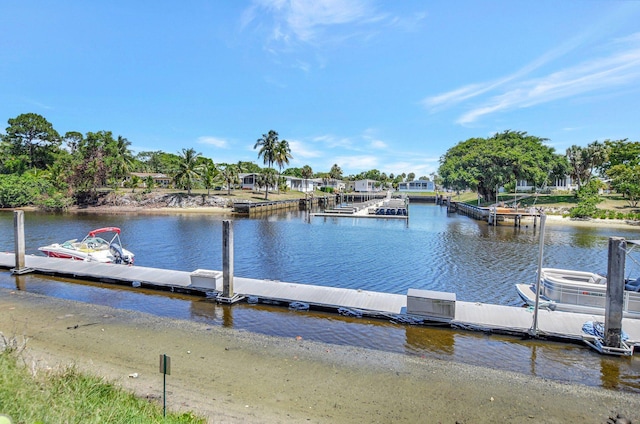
581,321,629,341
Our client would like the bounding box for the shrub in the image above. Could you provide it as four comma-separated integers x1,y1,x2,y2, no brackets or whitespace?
36,193,74,211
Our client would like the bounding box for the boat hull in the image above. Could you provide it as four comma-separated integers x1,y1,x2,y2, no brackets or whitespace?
516,268,640,318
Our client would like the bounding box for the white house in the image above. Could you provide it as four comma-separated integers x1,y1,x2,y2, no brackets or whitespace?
355,179,379,192
240,173,317,193
241,173,277,191
285,176,317,193
397,180,435,192
125,172,171,188
317,178,345,192
515,176,578,192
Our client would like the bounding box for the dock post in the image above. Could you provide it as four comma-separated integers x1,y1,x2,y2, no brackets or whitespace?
530,213,546,337
12,210,30,275
604,237,625,348
218,220,243,304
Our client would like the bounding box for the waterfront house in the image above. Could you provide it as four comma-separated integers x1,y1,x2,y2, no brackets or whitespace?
397,180,435,192
355,179,379,192
241,173,317,193
124,172,171,188
317,178,345,192
515,176,578,193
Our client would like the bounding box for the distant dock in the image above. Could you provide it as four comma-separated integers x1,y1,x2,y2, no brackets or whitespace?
438,196,542,227
2,253,638,353
312,195,409,219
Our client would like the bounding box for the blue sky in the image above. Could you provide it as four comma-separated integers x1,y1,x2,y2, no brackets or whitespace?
2,1,640,178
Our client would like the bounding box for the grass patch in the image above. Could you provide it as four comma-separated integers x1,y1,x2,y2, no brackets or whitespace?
0,349,205,424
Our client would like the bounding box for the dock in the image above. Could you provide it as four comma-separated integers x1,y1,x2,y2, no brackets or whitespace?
2,252,638,353
312,194,409,219
448,201,542,227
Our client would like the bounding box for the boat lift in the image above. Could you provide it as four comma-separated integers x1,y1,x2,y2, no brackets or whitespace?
529,214,635,356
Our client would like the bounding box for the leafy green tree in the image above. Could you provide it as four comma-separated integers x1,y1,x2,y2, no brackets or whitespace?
0,173,54,207
352,169,382,181
607,164,640,207
600,139,640,207
406,172,415,182
254,130,279,170
569,179,604,218
63,131,84,154
2,113,61,170
237,161,262,173
45,150,74,193
136,151,181,174
70,131,111,201
283,167,302,177
439,130,567,202
173,148,203,195
601,139,640,170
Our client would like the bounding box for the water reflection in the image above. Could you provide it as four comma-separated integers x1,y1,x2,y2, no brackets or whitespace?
2,206,640,393
3,272,640,393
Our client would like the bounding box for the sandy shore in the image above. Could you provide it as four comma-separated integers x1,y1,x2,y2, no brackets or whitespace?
1,289,638,424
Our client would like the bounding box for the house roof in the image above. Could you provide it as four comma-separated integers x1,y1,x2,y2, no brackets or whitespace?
130,172,170,179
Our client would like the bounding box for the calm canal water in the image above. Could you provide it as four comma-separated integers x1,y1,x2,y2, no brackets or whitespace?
1,204,640,392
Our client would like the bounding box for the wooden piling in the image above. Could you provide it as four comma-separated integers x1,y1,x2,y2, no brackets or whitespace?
12,210,29,274
222,220,234,298
605,237,625,348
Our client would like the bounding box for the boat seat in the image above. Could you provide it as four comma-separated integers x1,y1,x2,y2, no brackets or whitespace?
625,277,640,292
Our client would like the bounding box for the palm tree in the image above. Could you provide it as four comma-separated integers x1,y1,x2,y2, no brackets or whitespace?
301,165,313,193
201,161,218,195
220,164,239,195
106,135,134,183
274,139,293,193
173,148,202,195
254,130,279,170
258,168,278,200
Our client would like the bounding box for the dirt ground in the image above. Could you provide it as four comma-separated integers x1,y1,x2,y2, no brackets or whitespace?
1,289,638,424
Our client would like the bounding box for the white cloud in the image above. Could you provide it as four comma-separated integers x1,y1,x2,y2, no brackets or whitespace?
197,136,229,148
369,139,387,149
333,155,378,171
288,139,323,158
312,134,355,149
243,0,390,48
457,39,640,124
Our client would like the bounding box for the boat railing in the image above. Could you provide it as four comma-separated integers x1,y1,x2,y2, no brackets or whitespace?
542,268,607,285
541,277,640,313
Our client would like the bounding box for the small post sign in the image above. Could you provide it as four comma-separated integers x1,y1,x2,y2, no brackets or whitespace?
159,354,171,375
159,354,171,417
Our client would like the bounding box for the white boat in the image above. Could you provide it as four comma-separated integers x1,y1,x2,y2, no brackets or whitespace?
38,227,135,265
516,266,640,318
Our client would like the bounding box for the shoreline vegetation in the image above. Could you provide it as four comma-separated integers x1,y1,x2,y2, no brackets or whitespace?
2,193,640,422
1,290,639,424
11,189,639,229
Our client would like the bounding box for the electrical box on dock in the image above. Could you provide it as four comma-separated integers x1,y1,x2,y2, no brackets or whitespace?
406,289,456,321
190,269,223,291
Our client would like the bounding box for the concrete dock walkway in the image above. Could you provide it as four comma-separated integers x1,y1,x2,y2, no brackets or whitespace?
1,252,638,353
